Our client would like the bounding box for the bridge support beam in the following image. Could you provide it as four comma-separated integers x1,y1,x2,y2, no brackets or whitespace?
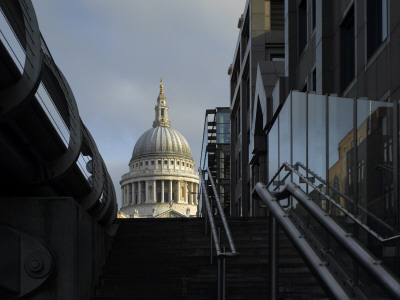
0,197,113,300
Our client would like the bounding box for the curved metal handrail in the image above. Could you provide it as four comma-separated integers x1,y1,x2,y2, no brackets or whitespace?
0,1,117,226
254,181,400,300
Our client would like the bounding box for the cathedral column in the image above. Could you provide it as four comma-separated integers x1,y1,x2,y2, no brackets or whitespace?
128,183,132,204
169,180,173,202
190,182,194,205
121,186,125,206
161,180,164,203
145,181,149,203
184,181,188,203
153,180,156,203
177,180,181,202
138,181,141,204
195,184,198,205
132,182,136,204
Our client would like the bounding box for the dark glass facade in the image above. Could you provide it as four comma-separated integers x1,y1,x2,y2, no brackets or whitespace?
200,108,231,215
267,91,399,281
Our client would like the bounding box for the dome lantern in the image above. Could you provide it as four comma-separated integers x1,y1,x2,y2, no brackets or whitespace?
153,78,171,128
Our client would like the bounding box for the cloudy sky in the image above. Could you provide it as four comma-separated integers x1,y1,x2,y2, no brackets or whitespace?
33,1,245,207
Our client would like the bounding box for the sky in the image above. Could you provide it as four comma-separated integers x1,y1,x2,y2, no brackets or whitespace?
33,1,245,208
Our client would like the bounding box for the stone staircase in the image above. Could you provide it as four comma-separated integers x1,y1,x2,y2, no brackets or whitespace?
91,218,327,299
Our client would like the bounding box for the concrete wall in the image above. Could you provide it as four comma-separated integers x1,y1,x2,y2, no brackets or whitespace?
0,197,113,300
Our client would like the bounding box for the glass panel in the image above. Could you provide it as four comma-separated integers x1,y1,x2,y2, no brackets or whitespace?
216,112,231,143
35,82,70,148
279,96,291,168
328,96,354,216
0,7,26,73
357,99,394,239
308,94,327,210
292,92,307,192
268,120,279,187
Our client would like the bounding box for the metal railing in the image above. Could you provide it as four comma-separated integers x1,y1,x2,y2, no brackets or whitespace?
199,167,238,300
253,162,400,299
282,162,400,243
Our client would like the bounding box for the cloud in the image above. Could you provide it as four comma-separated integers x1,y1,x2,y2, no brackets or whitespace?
33,0,245,206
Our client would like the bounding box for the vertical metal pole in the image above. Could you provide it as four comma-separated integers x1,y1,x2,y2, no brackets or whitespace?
393,100,400,276
269,215,279,300
222,247,226,300
210,231,213,265
218,258,221,300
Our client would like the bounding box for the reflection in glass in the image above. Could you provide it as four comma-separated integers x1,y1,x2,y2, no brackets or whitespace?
268,121,279,185
279,96,291,168
308,94,327,209
292,92,307,191
357,99,394,239
328,96,354,215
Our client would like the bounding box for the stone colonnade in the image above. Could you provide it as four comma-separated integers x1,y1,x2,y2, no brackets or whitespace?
122,179,198,206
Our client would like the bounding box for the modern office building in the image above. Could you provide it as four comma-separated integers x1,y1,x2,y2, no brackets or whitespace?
228,0,400,293
199,107,231,215
120,80,199,218
229,0,285,217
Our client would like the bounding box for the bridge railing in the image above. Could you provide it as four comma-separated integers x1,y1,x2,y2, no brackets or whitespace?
0,0,116,226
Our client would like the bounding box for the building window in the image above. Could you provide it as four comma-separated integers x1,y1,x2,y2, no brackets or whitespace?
151,161,154,165
164,160,168,164
140,162,143,166
298,0,307,55
161,108,165,117
171,160,174,164
271,53,285,61
177,161,180,165
145,161,148,166
367,0,388,59
270,0,284,30
183,162,185,166
158,160,161,164
340,6,355,92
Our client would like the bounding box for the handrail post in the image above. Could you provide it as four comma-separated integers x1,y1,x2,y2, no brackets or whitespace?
269,215,279,300
218,250,226,300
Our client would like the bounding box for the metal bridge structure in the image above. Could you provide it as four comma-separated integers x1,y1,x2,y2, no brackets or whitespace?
0,1,117,299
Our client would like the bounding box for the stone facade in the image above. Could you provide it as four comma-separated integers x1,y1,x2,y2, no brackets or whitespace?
120,80,199,218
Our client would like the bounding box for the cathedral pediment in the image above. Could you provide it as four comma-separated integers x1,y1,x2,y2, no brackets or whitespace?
154,209,188,218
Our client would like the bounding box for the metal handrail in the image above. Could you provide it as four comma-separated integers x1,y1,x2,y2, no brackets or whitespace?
286,162,400,243
254,183,350,299
206,167,238,255
295,162,396,234
199,168,238,300
199,169,222,255
256,182,400,299
254,181,400,299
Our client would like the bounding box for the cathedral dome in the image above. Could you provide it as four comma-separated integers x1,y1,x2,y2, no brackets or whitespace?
132,126,193,160
131,79,193,161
